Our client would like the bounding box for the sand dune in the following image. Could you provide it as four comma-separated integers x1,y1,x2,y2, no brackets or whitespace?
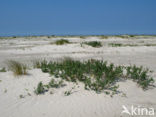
0,36,156,117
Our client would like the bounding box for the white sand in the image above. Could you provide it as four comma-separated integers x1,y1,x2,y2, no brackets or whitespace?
0,36,156,117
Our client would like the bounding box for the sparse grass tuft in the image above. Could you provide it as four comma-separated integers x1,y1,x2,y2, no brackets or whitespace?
84,41,102,47
33,60,41,68
0,67,6,72
55,39,70,45
7,60,27,76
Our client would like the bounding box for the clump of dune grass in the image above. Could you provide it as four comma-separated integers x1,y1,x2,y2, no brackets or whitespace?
55,39,70,45
84,41,102,47
0,67,6,72
33,60,41,68
7,60,28,76
37,59,154,95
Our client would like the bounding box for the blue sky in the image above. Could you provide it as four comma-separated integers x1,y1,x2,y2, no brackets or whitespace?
0,0,156,36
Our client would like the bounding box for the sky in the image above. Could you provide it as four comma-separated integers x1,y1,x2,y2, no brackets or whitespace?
0,0,156,36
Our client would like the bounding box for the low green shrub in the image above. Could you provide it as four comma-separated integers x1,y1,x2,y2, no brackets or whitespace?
41,60,49,73
100,35,109,39
64,90,72,96
34,82,46,95
39,59,154,93
55,39,70,45
84,41,102,47
80,36,86,39
125,65,154,89
34,79,64,95
48,79,64,88
0,67,6,72
109,43,123,47
109,43,139,47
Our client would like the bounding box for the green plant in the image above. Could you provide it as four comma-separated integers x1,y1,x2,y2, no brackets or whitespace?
109,43,123,47
114,35,129,38
84,41,102,47
34,79,64,95
38,59,154,94
125,65,154,89
13,36,16,38
27,93,31,96
4,89,7,93
144,44,156,46
7,60,27,76
48,79,64,88
0,67,6,72
100,35,109,39
109,43,139,47
35,82,46,95
129,35,135,38
41,60,49,73
19,94,25,98
80,36,86,39
55,39,70,45
64,90,72,96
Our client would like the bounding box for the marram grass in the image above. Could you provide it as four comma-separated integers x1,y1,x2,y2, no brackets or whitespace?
7,60,28,76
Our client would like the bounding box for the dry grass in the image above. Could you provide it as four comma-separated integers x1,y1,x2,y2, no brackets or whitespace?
7,60,28,76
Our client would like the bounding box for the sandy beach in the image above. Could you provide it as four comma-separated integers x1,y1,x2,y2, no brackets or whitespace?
0,36,156,117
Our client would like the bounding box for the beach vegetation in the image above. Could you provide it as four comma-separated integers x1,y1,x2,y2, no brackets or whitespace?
35,82,46,95
55,39,70,45
64,90,72,96
7,60,27,76
0,67,6,72
84,41,102,47
38,59,154,94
